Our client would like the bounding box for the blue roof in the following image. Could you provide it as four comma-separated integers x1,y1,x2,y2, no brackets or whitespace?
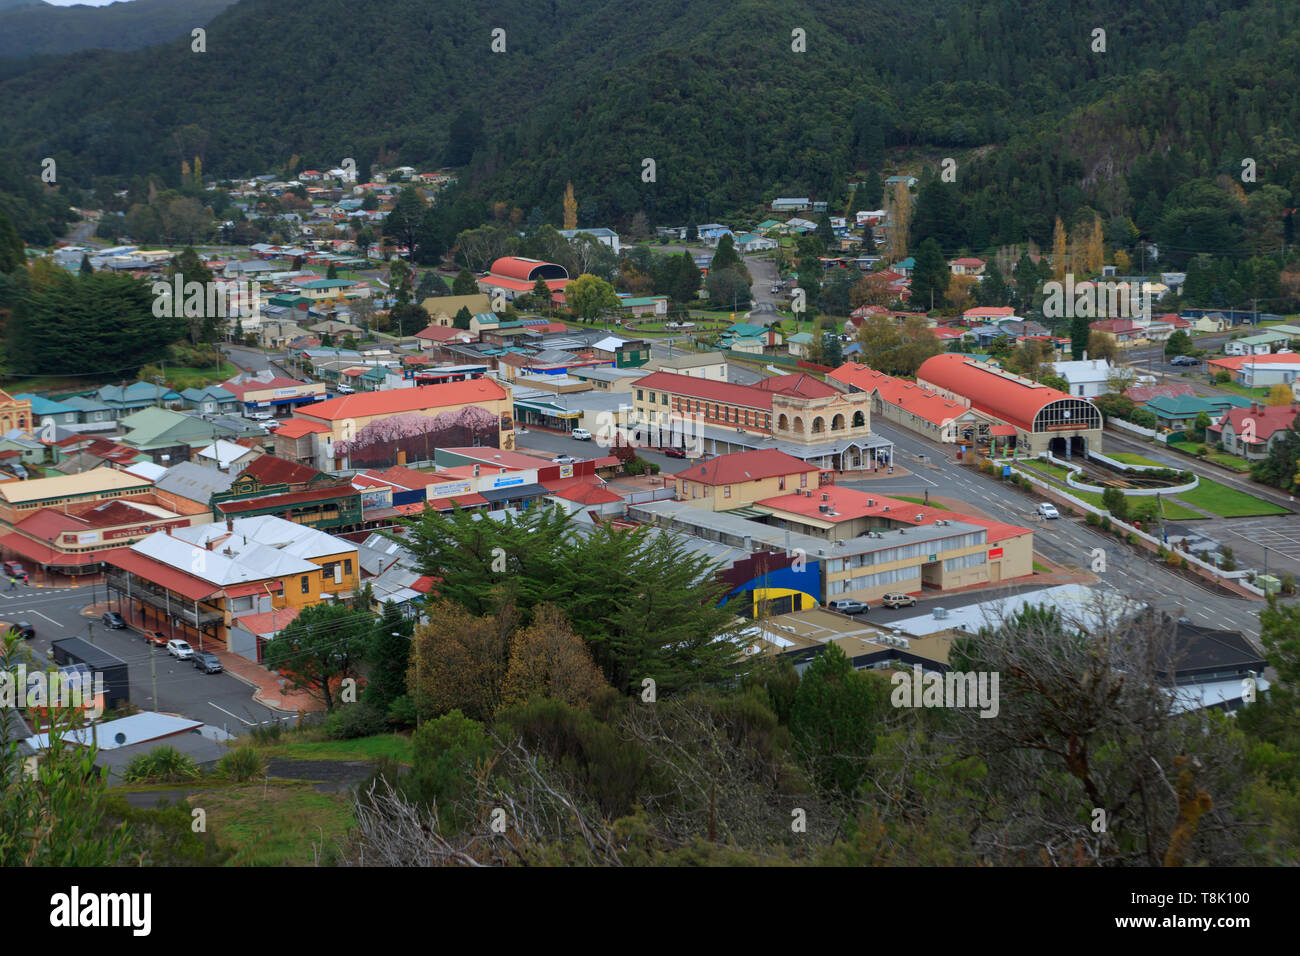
13,393,75,416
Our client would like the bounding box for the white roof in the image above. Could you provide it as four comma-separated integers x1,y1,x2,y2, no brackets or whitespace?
1051,359,1114,383
890,584,1140,638
26,712,202,751
198,439,255,467
124,461,168,482
132,515,352,585
591,336,628,352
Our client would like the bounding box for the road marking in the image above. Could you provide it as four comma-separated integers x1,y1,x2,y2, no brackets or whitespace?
30,611,63,628
209,702,256,726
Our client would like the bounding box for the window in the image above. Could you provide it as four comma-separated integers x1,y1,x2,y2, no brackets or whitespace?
779,476,786,490
637,389,643,401
724,486,731,498
344,559,352,575
301,575,310,594
800,472,808,488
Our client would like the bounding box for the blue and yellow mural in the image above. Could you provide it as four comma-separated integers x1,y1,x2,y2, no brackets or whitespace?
718,551,821,619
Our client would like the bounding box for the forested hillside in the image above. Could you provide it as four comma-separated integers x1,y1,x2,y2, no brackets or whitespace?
0,0,1296,252
0,0,236,59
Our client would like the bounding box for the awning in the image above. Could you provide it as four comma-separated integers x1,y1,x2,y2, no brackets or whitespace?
478,482,548,503
989,425,1017,437
0,533,99,566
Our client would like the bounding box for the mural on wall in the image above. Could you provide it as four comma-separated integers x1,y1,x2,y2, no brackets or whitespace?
336,407,500,467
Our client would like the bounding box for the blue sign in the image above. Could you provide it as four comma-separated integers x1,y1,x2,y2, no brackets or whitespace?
1002,465,1011,477
492,476,524,488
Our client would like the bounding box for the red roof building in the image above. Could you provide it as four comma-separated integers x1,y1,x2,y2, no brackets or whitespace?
830,363,984,442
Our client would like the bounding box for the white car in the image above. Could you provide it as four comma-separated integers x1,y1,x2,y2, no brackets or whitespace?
264,419,281,429
571,428,592,441
552,455,577,465
335,384,356,394
166,639,194,660
1037,503,1060,519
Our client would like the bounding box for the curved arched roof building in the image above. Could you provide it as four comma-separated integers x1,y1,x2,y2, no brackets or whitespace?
917,353,1102,456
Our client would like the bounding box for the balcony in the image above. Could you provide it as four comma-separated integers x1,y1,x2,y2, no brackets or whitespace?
106,572,223,626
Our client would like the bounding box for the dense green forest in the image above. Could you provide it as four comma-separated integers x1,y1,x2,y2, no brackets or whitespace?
0,0,236,59
0,0,1297,261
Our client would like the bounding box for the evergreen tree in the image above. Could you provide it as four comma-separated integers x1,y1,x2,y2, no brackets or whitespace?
710,233,743,274
908,238,949,311
453,306,473,330
862,170,884,210
452,268,479,296
78,253,93,275
365,601,414,717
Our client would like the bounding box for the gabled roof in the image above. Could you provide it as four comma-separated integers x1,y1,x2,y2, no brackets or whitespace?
1210,404,1299,443
238,454,322,487
635,371,773,410
750,373,838,400
274,418,331,439
830,363,973,426
671,449,818,486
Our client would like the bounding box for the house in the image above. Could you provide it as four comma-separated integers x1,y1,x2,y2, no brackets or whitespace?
1142,394,1251,431
179,386,239,416
1207,353,1300,388
1208,402,1300,460
884,176,918,189
893,257,916,277
1049,359,1114,399
54,395,116,432
1190,313,1229,334
962,306,1018,324
771,198,810,212
223,370,327,418
733,233,779,253
614,295,669,318
118,407,243,463
698,224,734,246
558,228,621,255
258,320,306,349
642,352,728,382
786,332,815,358
718,323,782,354
948,257,986,277
1089,319,1146,347
1226,331,1291,355
13,393,77,431
195,439,261,474
413,324,475,350
95,382,182,418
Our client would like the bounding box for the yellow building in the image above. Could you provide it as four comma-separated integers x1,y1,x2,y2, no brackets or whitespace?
0,389,32,435
671,449,821,511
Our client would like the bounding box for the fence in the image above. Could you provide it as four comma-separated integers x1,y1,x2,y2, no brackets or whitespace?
625,487,677,505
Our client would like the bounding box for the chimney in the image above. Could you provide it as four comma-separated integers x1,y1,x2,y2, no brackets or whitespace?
226,517,234,532
1252,401,1262,414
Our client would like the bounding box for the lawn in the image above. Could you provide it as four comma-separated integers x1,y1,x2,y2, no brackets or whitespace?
255,732,413,764
891,495,951,510
165,361,239,389
1173,478,1289,518
1167,440,1252,472
1108,452,1163,466
198,781,357,866
1010,463,1203,519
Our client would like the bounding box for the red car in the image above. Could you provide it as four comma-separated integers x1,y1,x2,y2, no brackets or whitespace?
663,446,688,459
146,630,168,647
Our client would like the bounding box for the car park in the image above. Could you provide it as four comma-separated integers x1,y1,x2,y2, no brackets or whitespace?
166,639,194,659
881,592,917,609
828,599,869,615
571,428,592,441
101,611,126,629
192,651,223,674
1037,502,1060,519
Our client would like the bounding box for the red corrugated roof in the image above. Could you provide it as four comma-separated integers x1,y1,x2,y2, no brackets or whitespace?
488,257,568,282
916,354,1076,432
104,549,221,601
550,482,624,505
671,449,818,486
274,419,330,439
755,488,1031,543
829,364,971,426
217,484,357,513
240,454,322,487
0,532,98,565
635,371,773,410
751,373,839,399
234,606,300,636
300,380,507,422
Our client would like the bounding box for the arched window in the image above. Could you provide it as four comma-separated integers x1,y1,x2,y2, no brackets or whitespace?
777,413,789,431
852,410,866,427
792,416,805,436
811,416,825,434
831,413,846,431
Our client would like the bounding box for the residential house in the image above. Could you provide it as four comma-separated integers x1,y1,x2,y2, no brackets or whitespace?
557,228,621,255
1142,394,1251,432
949,257,985,277
670,449,821,510
1049,359,1114,399
96,382,182,418
1207,353,1300,388
1209,402,1300,460
179,386,239,416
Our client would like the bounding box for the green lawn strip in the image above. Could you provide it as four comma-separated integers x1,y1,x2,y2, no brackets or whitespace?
165,362,239,389
1172,478,1289,518
1108,452,1163,466
890,495,951,510
256,733,413,764
1011,462,1202,519
1166,441,1252,472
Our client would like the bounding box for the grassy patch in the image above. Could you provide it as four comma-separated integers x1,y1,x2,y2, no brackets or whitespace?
165,361,239,390
1109,452,1163,466
1173,478,1289,518
197,781,356,866
1167,441,1252,472
1032,561,1050,572
891,495,951,510
254,732,412,764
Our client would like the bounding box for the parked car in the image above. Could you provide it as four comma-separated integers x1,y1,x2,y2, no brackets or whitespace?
2,620,35,640
101,611,126,629
571,428,592,441
1170,355,1200,367
335,384,356,394
146,630,167,647
264,419,281,429
828,599,869,615
552,455,577,465
166,639,194,659
1037,502,1060,519
192,651,222,674
3,560,27,580
881,592,917,609
663,445,688,459
247,410,273,421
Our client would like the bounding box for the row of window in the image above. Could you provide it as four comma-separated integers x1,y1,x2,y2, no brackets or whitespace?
943,551,987,572
828,566,921,595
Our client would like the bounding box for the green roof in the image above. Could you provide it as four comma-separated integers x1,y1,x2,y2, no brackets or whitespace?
1144,394,1251,417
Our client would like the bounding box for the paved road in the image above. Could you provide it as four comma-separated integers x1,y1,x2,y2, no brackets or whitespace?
849,419,1267,641
8,585,282,733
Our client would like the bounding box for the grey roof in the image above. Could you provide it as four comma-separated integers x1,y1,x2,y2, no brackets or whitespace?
530,349,578,364
57,395,113,413
683,421,892,460
628,499,986,560
153,460,237,502
571,366,647,383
